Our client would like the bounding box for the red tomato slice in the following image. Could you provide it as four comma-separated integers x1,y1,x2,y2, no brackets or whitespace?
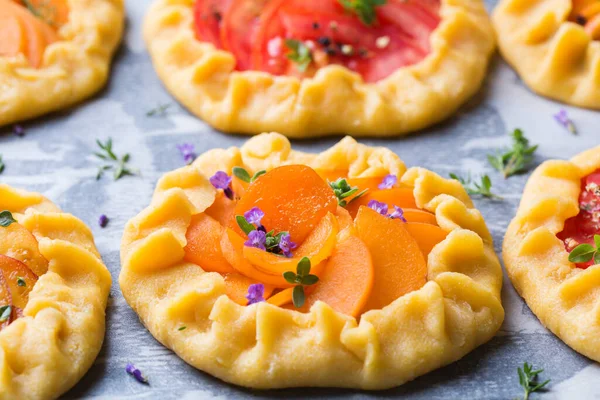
193,0,233,48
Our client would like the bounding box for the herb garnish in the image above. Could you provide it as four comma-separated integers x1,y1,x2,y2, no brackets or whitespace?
94,138,136,180
450,173,502,199
568,235,600,264
329,178,368,207
0,155,5,174
517,362,550,400
125,363,149,384
0,305,11,323
488,129,538,178
237,208,297,257
338,0,387,26
285,39,313,72
0,211,17,227
232,167,266,183
283,257,319,307
17,277,26,287
178,326,187,331
246,283,265,305
146,103,171,117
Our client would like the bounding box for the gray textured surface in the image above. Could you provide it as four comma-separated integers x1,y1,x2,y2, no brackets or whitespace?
1,0,600,398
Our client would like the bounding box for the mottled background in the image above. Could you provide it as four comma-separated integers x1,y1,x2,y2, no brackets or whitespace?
1,0,599,398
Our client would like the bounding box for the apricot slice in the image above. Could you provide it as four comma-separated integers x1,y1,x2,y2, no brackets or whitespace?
404,222,448,257
355,206,427,312
0,15,26,58
305,231,373,318
0,273,13,331
335,206,353,231
221,228,293,287
232,165,337,244
19,0,69,27
0,221,48,276
571,0,598,20
0,254,37,310
266,287,293,307
184,213,236,274
243,213,338,276
223,272,274,305
585,14,600,39
402,208,437,225
204,191,236,227
345,188,417,218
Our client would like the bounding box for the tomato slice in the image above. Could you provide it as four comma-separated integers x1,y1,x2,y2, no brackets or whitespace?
557,169,600,269
193,0,233,48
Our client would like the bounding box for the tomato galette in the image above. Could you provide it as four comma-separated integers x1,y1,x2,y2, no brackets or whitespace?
120,133,504,389
0,0,124,127
0,184,111,399
493,0,600,109
504,145,600,362
144,0,495,137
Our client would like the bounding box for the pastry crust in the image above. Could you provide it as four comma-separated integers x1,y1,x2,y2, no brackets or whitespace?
0,0,125,127
0,184,112,400
504,145,600,362
493,0,600,109
120,133,504,389
143,0,495,138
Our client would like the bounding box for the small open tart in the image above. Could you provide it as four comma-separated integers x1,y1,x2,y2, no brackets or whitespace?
143,0,495,137
120,133,503,389
504,145,600,362
0,0,124,127
493,0,600,109
0,184,111,398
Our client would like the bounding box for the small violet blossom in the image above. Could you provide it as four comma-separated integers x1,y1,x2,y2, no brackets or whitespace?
246,283,265,305
98,214,109,228
244,229,266,251
12,125,24,137
244,207,265,227
177,143,196,165
278,233,297,258
368,200,388,216
389,206,407,222
554,109,577,135
210,171,234,200
125,363,149,384
378,174,397,190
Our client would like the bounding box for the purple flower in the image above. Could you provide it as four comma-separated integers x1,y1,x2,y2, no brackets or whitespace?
389,206,407,222
210,171,234,200
246,283,265,305
244,207,264,226
278,233,297,258
554,109,577,134
177,143,196,165
12,125,24,137
378,174,397,190
244,230,266,250
126,363,148,384
98,214,109,228
368,200,388,216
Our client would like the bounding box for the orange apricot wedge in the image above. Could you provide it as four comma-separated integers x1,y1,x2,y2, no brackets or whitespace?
221,228,293,288
0,15,26,58
335,206,353,231
204,191,236,227
184,213,236,274
402,208,437,225
0,272,13,330
345,188,417,218
223,272,274,305
0,221,48,276
232,165,337,244
404,222,448,257
243,213,339,276
305,231,373,318
571,0,598,20
18,0,69,27
0,254,37,310
355,206,427,313
266,287,294,307
585,14,600,39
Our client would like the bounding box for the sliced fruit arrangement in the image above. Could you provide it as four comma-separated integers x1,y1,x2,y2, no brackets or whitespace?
0,210,43,330
192,0,441,82
570,0,600,39
0,0,69,67
184,164,448,318
557,168,600,268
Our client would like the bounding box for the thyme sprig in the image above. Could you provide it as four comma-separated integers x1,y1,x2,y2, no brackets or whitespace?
0,305,11,323
329,178,368,207
338,0,387,25
0,211,17,227
285,39,312,72
232,167,266,183
146,103,171,117
450,173,502,199
488,129,538,179
0,155,4,174
283,257,319,307
94,138,136,180
518,362,550,400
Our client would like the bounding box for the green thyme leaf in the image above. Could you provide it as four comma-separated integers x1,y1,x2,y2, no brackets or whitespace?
0,155,5,174
517,362,550,400
569,243,596,263
285,39,312,73
252,170,267,181
297,257,311,277
330,178,369,207
450,173,502,199
338,0,387,25
283,271,298,284
236,216,256,236
488,129,538,178
0,305,11,323
0,211,17,228
301,274,319,285
292,285,305,307
232,167,252,183
178,326,187,331
17,277,26,287
146,103,171,117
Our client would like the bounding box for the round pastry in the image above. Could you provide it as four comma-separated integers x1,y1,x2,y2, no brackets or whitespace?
493,0,600,109
143,0,495,137
0,0,124,127
504,145,600,362
0,184,111,399
120,133,504,389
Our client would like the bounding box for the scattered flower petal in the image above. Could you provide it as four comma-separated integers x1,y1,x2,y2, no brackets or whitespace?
246,283,265,305
389,206,407,222
210,171,234,200
98,214,109,228
244,207,265,226
177,143,196,165
126,363,148,384
278,233,298,258
12,125,24,137
368,200,388,216
553,109,577,134
244,230,266,251
378,174,397,190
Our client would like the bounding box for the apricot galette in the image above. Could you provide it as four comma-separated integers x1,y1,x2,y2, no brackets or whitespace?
120,133,504,389
493,0,600,109
504,145,600,362
143,0,495,137
0,184,111,399
0,0,124,127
